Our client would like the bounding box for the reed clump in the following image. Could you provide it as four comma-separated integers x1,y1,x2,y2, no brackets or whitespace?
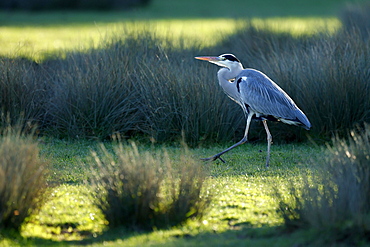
0,127,48,231
88,142,211,230
275,124,370,244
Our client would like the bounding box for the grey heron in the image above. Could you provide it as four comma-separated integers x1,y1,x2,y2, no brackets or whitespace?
195,54,311,167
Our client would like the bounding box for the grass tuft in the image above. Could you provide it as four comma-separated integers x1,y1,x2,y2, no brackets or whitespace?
0,57,49,130
88,141,211,230
275,124,370,243
45,43,142,139
0,126,48,231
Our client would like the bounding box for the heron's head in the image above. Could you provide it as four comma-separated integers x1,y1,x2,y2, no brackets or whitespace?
195,54,241,69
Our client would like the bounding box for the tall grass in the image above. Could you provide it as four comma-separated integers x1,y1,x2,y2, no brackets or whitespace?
217,20,370,141
88,141,211,229
41,32,244,144
275,124,370,243
340,2,370,40
0,126,48,231
129,40,243,144
45,45,142,139
0,57,49,129
0,4,369,144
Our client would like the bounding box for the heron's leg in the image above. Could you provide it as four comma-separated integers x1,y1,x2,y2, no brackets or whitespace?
201,113,253,163
262,120,272,168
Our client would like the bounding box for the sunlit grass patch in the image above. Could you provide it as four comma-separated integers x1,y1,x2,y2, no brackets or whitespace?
39,138,99,183
206,176,283,230
0,25,109,61
0,17,340,61
22,184,106,241
0,140,318,246
250,17,340,36
0,19,238,61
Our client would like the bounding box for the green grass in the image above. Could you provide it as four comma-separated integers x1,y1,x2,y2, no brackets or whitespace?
0,0,361,23
39,139,98,183
0,18,341,61
1,0,362,61
1,0,369,245
1,139,319,246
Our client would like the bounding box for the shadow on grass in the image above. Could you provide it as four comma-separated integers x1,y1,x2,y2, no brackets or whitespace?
2,224,301,247
7,223,356,247
3,224,363,247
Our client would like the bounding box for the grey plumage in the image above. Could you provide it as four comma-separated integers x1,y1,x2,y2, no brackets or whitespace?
236,69,311,130
195,54,311,167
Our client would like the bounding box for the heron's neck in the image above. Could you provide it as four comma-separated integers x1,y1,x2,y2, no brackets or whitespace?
217,64,243,101
217,64,243,81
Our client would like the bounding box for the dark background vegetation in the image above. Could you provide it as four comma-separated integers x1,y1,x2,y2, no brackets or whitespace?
0,0,151,11
0,0,354,17
1,2,369,146
1,1,370,245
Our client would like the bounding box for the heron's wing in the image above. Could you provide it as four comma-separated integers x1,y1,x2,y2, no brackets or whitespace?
237,69,311,129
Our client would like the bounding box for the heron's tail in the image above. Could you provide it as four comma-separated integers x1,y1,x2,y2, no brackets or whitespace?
296,109,311,130
280,109,311,130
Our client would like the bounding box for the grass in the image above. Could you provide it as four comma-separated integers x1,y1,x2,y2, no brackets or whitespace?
88,142,211,230
0,18,341,61
22,184,106,241
3,20,368,144
1,138,318,246
0,0,360,22
1,0,370,245
39,138,98,183
0,0,365,61
0,0,356,61
2,3,369,144
0,127,48,232
276,125,370,239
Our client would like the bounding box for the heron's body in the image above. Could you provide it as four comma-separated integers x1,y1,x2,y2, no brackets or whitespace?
222,68,310,129
195,54,311,167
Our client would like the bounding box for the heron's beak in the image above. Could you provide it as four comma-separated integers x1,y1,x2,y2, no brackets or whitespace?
194,56,221,62
195,56,227,68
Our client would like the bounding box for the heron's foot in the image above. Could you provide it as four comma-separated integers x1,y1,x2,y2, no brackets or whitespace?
200,155,226,163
